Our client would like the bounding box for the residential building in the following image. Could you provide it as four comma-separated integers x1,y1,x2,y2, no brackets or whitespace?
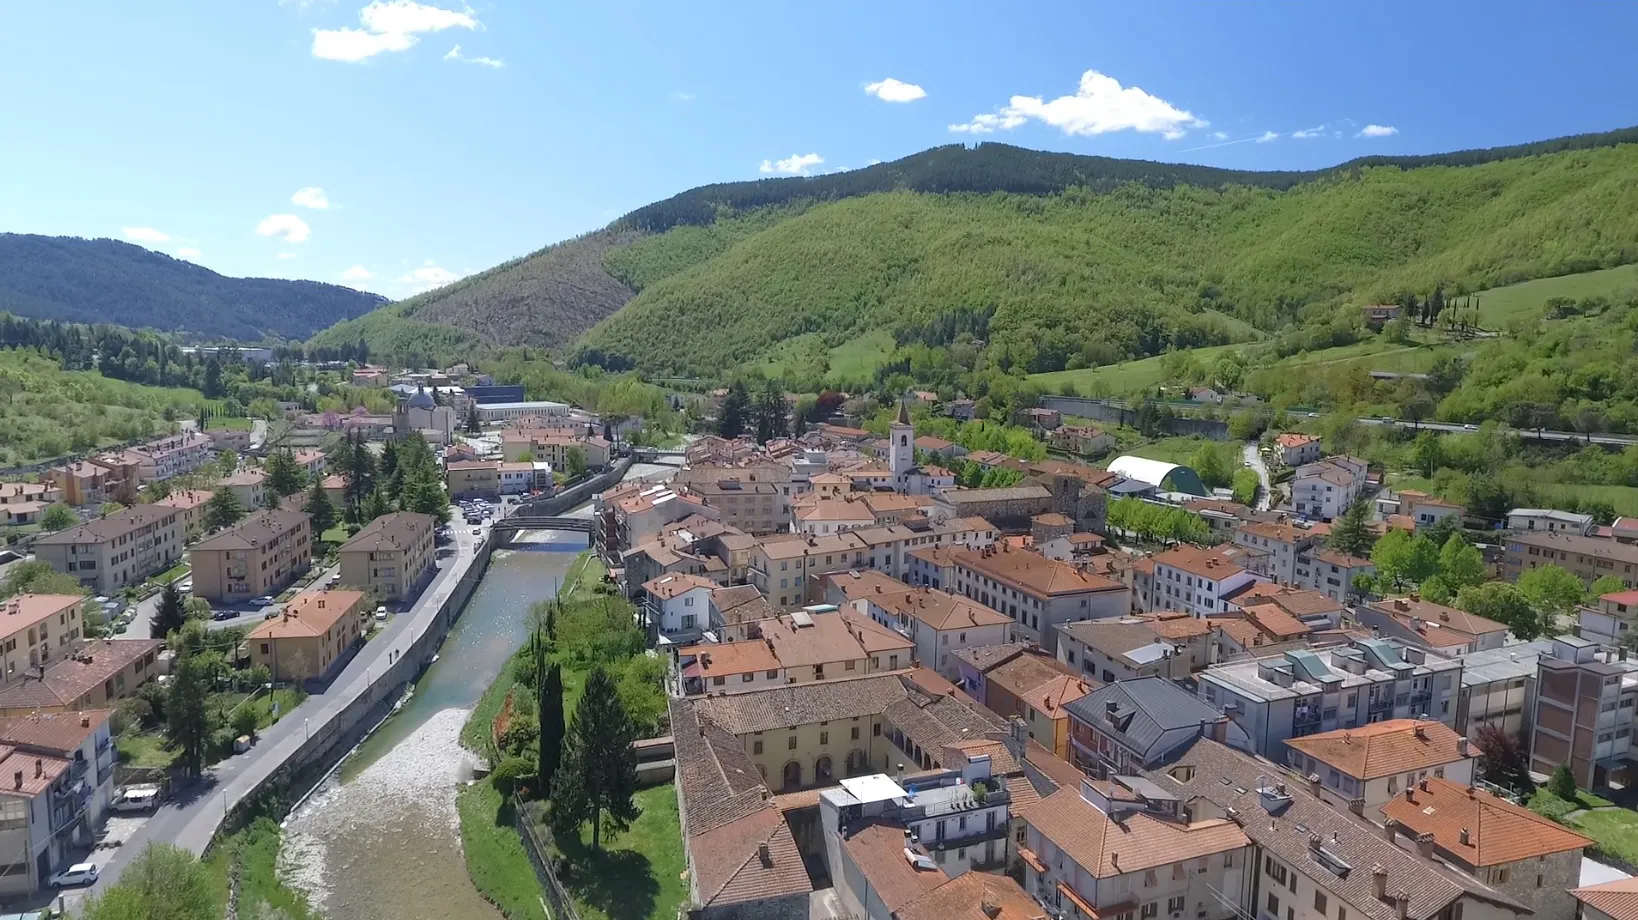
1233,521,1324,585
1574,878,1638,920
1048,425,1113,456
247,589,369,683
1377,491,1465,532
1230,583,1345,630
0,639,162,715
0,482,60,509
0,595,87,684
824,569,917,614
688,477,788,536
1276,433,1323,467
156,489,214,538
981,650,1091,759
822,760,1014,888
1152,738,1533,920
1283,719,1476,821
792,496,877,536
642,573,717,643
1357,597,1509,657
217,467,268,510
1453,640,1555,738
136,431,214,481
945,545,1129,652
1198,638,1464,759
43,461,121,507
1505,530,1638,588
499,462,537,495
861,587,1011,680
1293,457,1368,521
1382,778,1589,920
1507,508,1594,536
1018,772,1251,920
87,451,147,502
1144,543,1265,618
446,460,501,499
1063,677,1231,774
678,640,786,694
1056,618,1197,683
1528,636,1638,788
0,710,117,897
707,584,778,641
336,512,436,602
34,505,185,595
1579,589,1638,646
761,609,907,684
1294,548,1375,604
752,533,870,608
205,427,252,451
189,509,311,603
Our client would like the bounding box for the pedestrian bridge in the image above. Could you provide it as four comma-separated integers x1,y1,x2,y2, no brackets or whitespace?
489,516,594,536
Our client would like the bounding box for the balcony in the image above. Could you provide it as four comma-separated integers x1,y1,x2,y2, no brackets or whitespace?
50,784,92,834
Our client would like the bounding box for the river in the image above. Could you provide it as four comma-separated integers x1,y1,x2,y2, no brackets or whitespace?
277,530,588,920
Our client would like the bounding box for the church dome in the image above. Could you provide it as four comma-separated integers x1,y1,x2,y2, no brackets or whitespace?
407,387,435,410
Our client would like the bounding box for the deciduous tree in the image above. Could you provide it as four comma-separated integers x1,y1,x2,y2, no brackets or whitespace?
167,653,215,778
203,488,244,531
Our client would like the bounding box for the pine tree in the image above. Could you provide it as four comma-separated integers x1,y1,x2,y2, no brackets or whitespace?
151,581,188,639
550,666,640,850
203,488,244,531
167,653,214,779
755,378,787,444
264,449,305,498
303,479,338,538
379,440,401,501
718,380,751,438
361,487,391,524
342,433,376,524
465,403,481,435
1328,499,1374,558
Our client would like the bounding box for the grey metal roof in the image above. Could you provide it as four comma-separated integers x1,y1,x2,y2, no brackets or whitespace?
1455,640,1557,687
1061,677,1224,758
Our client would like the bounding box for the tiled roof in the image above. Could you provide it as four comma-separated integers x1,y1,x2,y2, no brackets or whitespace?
826,570,918,605
1508,530,1638,563
885,687,1006,758
248,590,365,640
693,674,906,734
643,573,717,600
1382,778,1590,866
986,651,1077,699
1368,598,1508,640
1136,611,1212,639
1285,720,1470,780
1238,604,1314,640
35,504,180,545
679,640,781,678
947,545,1124,598
1574,878,1638,920
1016,674,1093,719
156,489,215,510
0,709,112,755
939,485,1053,505
1152,543,1245,580
761,613,869,668
0,595,86,644
1232,584,1343,619
874,587,1011,632
192,508,309,552
840,610,914,656
1059,619,1177,666
0,639,160,710
896,872,1047,920
950,643,1031,674
1020,785,1248,878
1150,738,1526,920
841,821,947,910
1237,521,1319,545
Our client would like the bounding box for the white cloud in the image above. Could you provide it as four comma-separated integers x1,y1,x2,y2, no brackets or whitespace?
1257,130,1280,143
445,44,503,67
1290,124,1326,139
256,214,312,244
398,265,459,293
949,69,1206,139
276,252,299,260
669,90,696,102
312,1,478,63
866,158,883,166
175,247,202,259
1358,124,1399,138
758,153,824,176
1211,131,1228,140
122,226,171,244
864,78,926,103
341,265,374,281
291,186,331,210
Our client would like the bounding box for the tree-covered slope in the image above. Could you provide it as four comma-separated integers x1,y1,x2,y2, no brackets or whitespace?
578,143,1638,377
0,234,386,340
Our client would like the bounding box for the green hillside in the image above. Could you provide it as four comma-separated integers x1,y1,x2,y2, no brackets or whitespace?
578,143,1638,378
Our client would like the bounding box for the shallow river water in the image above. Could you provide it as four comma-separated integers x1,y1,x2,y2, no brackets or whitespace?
278,532,587,920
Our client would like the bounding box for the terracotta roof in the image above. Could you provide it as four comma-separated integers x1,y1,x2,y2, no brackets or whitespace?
874,587,1011,632
1135,611,1212,639
947,545,1124,598
1601,590,1638,606
1238,603,1314,640
0,595,85,644
794,498,877,522
192,508,308,552
1368,598,1508,642
1285,720,1472,780
1232,584,1342,619
339,512,434,554
1021,785,1249,878
0,747,71,797
1237,521,1319,545
761,613,869,668
826,570,918,605
840,610,915,656
842,821,947,909
247,590,365,640
1308,549,1373,569
644,573,717,600
156,489,214,510
680,641,781,679
1016,673,1093,719
0,709,112,755
1382,777,1590,866
951,643,1031,674
35,504,180,545
1575,878,1638,920
885,687,1006,757
0,639,160,710
986,651,1077,700
694,674,906,734
218,468,267,487
897,872,1046,920
1277,433,1319,447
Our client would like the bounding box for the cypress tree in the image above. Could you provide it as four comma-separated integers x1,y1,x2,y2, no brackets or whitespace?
549,666,638,850
539,660,564,799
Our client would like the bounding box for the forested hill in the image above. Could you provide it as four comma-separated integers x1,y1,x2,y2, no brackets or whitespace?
0,234,387,341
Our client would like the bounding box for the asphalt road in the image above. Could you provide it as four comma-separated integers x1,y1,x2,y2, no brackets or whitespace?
1357,416,1638,445
1242,443,1273,511
88,515,487,898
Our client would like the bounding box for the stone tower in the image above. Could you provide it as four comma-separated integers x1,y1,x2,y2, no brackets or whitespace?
889,399,914,477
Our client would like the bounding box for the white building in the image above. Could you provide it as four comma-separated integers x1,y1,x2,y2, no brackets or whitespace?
1579,589,1638,646
1292,456,1367,521
475,400,570,423
1232,521,1324,585
1506,508,1594,536
1144,543,1263,618
0,711,117,898
641,573,717,643
862,586,1011,680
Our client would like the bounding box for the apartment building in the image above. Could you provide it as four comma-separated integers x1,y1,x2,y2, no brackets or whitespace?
792,496,876,536
156,489,214,539
945,544,1130,653
1283,719,1475,821
1578,589,1638,646
677,640,787,694
1528,636,1638,788
763,610,911,684
291,449,327,477
0,639,162,715
752,534,870,608
337,512,436,602
217,468,268,510
981,651,1091,759
1292,456,1368,521
189,509,311,603
247,589,369,684
1377,491,1465,532
137,431,215,480
0,710,117,898
708,584,778,641
1144,543,1266,618
1234,521,1324,585
1063,677,1230,775
1452,640,1555,738
1507,508,1594,536
1276,433,1323,467
1018,773,1251,920
1293,548,1375,604
43,462,121,507
1198,638,1464,759
34,505,185,595
1357,596,1510,656
860,587,1011,680
1056,618,1198,683
0,595,86,684
1505,530,1638,588
1230,583,1345,629
1383,779,1590,920
446,460,501,499
1154,738,1533,920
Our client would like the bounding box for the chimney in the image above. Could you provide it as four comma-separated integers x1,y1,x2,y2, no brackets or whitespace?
1413,723,1427,740
1396,892,1411,920
1415,833,1436,859
81,715,90,728
1457,738,1470,757
1308,834,1322,854
1307,773,1321,797
757,842,772,867
11,772,18,790
1370,866,1388,900
33,759,41,778
1382,817,1398,842
981,893,1002,919
1458,828,1471,847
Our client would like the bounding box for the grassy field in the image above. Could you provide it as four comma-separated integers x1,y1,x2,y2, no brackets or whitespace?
150,562,191,585
1529,787,1638,864
824,329,896,386
552,784,686,920
1476,264,1638,325
457,782,549,920
116,731,173,769
1119,436,1224,467
1393,473,1638,518
1029,345,1239,394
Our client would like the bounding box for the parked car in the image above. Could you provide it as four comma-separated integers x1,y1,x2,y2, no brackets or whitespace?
112,785,162,813
213,609,236,621
374,606,388,621
250,595,276,607
49,863,99,888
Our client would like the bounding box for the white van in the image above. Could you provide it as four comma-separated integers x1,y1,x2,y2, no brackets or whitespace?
112,784,162,813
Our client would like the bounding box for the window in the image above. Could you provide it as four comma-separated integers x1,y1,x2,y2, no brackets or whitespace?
1265,857,1287,887
851,726,860,741
753,740,763,754
742,673,754,683
873,723,881,736
1168,897,1185,914
1266,895,1280,918
1141,904,1158,920
1223,852,1234,868
1314,893,1327,914
820,731,829,745
1339,909,1346,920
787,735,797,750
1143,871,1157,888
713,676,725,687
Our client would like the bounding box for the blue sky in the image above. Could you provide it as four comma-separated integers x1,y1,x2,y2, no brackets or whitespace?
3,0,1635,300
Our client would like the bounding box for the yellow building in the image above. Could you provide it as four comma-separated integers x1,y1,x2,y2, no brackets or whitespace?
337,512,437,602
189,509,312,603
0,638,162,715
0,595,87,684
33,505,185,595
156,489,214,539
247,589,368,683
446,460,500,499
